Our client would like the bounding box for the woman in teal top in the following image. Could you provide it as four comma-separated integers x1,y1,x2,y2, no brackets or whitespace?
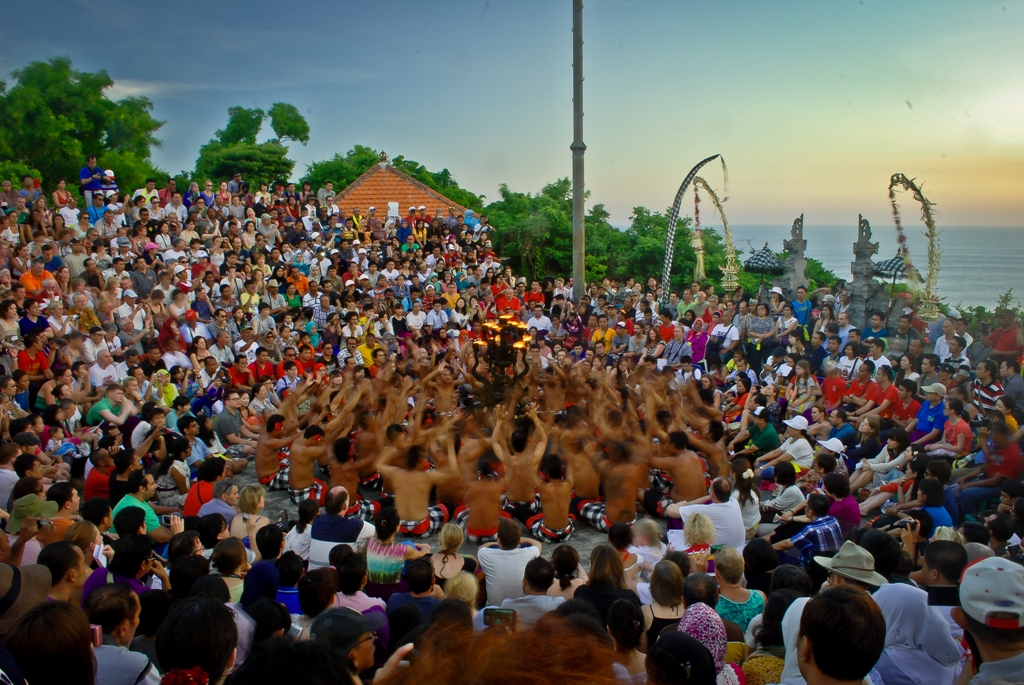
713,547,766,632
364,507,431,602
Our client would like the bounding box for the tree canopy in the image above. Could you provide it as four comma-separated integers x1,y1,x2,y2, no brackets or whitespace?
0,56,164,195
193,103,311,186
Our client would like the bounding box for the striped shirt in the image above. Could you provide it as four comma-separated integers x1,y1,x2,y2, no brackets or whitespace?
972,378,1004,413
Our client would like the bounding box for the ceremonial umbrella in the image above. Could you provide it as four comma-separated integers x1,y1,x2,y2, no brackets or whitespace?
743,243,785,293
873,252,919,310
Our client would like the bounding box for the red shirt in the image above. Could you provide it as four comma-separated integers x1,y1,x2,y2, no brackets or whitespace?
16,349,48,376
250,360,276,381
84,467,110,502
892,397,921,424
821,376,848,409
990,326,1023,355
658,324,676,342
523,291,544,306
495,295,521,314
183,481,214,517
875,383,900,420
848,379,882,406
227,366,253,389
987,442,1023,481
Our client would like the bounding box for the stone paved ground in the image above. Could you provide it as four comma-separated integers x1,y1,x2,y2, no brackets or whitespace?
235,461,617,568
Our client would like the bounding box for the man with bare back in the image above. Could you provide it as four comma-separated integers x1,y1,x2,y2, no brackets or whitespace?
497,408,543,522
578,440,646,531
288,425,332,505
376,439,459,538
640,431,710,518
526,449,576,542
453,447,509,544
254,414,301,491
328,435,387,520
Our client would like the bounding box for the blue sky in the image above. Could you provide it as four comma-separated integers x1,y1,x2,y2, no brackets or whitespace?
2,0,1021,226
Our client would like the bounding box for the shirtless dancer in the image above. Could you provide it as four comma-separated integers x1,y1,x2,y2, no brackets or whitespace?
253,383,312,490
288,392,359,505
578,440,647,532
496,407,543,522
453,446,509,544
526,447,576,543
640,431,710,518
376,431,459,538
328,435,388,520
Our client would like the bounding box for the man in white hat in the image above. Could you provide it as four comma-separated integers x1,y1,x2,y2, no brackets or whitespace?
954,556,1024,682
115,289,146,331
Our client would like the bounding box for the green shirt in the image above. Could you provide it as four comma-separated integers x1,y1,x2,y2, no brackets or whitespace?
85,398,121,426
748,423,781,455
110,495,160,536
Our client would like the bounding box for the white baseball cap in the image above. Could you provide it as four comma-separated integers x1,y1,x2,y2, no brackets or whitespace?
344,280,355,287
960,557,1024,628
817,438,846,454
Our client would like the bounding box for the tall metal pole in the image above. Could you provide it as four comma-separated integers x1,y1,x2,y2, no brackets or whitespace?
571,0,586,304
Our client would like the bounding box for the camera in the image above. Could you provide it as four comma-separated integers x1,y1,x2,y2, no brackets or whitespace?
970,417,991,430
893,519,918,529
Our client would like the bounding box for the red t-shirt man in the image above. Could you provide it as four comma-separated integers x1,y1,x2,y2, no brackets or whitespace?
891,396,921,425
84,467,111,502
821,374,848,410
875,383,901,420
249,359,276,381
986,441,1023,481
847,378,882,407
16,349,49,377
495,294,522,315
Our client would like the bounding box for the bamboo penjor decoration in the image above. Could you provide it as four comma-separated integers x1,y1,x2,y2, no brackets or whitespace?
888,173,941,322
692,176,739,291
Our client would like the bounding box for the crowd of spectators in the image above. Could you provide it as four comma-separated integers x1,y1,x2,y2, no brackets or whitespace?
0,164,1021,683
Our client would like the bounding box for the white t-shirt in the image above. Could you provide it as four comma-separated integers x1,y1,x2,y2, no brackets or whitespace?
406,311,426,331
672,499,746,552
731,489,761,531
711,323,739,346
837,356,862,382
477,545,541,606
779,437,815,468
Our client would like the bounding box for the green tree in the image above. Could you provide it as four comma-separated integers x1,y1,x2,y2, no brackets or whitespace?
0,57,164,193
194,103,309,186
267,103,310,144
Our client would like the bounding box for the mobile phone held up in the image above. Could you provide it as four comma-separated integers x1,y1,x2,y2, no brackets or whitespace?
482,608,517,628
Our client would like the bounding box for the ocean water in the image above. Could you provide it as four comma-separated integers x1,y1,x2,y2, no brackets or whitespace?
721,224,1024,310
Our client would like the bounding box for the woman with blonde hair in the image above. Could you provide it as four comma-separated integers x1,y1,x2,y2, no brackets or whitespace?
229,484,272,558
713,547,765,632
444,571,479,615
683,512,717,553
629,518,666,580
430,523,479,591
64,520,112,569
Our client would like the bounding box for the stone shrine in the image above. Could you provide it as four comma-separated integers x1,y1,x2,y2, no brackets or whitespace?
771,214,809,300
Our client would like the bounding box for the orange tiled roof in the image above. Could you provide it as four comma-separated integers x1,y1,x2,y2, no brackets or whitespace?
335,163,467,216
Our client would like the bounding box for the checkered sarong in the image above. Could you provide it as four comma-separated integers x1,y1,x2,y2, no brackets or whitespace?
399,504,449,538
528,514,576,542
344,496,381,521
289,478,326,506
258,461,290,491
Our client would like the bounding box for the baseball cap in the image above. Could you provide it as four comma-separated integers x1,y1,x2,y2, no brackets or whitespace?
418,205,426,210
145,242,159,251
173,265,187,275
195,250,209,259
615,322,626,328
345,280,355,287
123,290,138,298
752,406,769,419
783,415,809,431
814,541,888,587
116,237,130,247
309,608,386,654
960,557,1024,629
921,383,947,397
817,438,846,454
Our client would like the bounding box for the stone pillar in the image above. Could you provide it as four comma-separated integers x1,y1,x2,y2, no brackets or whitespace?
771,214,808,300
848,215,879,330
